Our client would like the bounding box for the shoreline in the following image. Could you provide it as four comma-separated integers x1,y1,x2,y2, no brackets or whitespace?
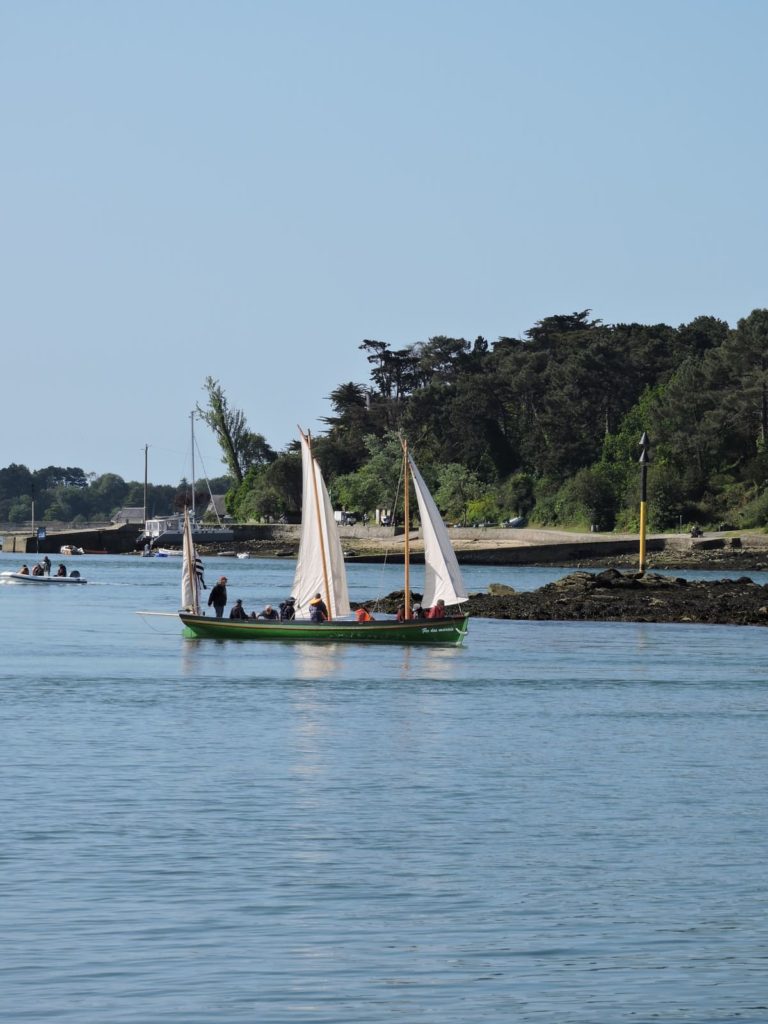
368,569,768,627
196,530,768,573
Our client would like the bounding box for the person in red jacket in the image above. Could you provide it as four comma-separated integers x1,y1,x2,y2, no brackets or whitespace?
426,599,446,619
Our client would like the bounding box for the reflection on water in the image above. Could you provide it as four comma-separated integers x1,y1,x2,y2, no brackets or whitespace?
293,641,349,680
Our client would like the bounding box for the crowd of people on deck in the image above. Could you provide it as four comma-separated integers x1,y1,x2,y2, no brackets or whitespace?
203,576,301,621
199,574,449,623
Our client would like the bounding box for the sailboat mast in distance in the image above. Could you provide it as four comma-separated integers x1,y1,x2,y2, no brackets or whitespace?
402,437,411,619
190,411,196,519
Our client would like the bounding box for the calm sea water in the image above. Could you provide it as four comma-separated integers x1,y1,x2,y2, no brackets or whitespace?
2,552,767,1023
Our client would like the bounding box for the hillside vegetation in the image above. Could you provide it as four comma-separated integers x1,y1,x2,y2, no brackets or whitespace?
224,308,768,533
3,307,767,533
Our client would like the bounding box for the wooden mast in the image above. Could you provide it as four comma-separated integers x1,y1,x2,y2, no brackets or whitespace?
302,427,333,620
402,438,411,620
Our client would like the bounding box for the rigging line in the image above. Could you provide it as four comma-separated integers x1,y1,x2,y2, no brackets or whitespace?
193,437,224,526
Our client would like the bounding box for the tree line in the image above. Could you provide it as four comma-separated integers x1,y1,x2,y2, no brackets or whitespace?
5,307,767,533
205,308,768,533
0,463,231,525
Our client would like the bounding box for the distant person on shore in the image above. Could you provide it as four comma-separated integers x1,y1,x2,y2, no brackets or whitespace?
257,604,279,620
42,556,51,575
56,563,67,577
355,605,374,622
229,598,248,620
18,564,29,575
279,597,296,621
208,576,228,618
426,599,446,619
309,593,328,622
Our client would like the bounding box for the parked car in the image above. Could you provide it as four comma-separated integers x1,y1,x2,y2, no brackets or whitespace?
502,516,527,528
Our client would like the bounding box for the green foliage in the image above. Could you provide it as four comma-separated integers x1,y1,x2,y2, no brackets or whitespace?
498,472,535,517
332,434,405,514
8,307,768,532
228,452,302,522
465,494,502,525
197,376,276,485
433,464,483,522
532,466,619,530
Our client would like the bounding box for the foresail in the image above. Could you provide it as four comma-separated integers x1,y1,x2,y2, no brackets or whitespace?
292,434,351,619
181,508,200,614
408,455,468,608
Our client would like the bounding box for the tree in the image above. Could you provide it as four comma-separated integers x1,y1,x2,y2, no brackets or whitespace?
0,464,33,501
433,464,483,523
197,377,276,485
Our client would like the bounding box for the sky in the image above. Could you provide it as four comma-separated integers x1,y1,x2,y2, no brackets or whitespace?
2,0,767,485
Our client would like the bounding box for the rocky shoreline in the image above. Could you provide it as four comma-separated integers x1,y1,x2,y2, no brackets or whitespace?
369,570,768,627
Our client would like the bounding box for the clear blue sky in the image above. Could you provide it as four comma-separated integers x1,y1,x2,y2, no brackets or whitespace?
2,0,766,484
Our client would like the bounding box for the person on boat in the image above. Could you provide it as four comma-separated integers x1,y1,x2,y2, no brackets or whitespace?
413,604,426,619
19,564,29,575
279,597,296,621
426,599,446,619
56,563,67,577
257,604,279,620
42,556,51,575
309,593,328,622
208,576,228,618
229,598,249,620
395,603,409,621
32,563,44,576
355,605,374,622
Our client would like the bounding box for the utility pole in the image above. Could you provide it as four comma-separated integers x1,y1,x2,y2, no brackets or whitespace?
143,444,149,526
638,432,650,575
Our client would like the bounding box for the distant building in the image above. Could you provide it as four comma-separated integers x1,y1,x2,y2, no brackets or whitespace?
204,495,230,521
112,507,145,525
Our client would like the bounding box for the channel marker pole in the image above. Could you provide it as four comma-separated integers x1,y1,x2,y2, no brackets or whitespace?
638,432,650,575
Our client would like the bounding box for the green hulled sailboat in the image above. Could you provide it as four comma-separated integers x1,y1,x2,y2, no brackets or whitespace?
178,433,469,646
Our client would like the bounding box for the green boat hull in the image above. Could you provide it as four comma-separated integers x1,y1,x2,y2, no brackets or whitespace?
179,612,469,646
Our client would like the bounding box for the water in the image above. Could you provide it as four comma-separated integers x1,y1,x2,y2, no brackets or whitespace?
2,552,767,1023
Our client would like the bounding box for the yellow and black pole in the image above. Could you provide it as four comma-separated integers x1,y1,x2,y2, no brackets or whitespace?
638,431,650,575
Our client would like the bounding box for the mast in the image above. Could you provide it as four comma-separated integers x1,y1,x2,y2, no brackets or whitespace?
143,443,148,526
402,438,411,619
190,411,196,519
303,428,333,620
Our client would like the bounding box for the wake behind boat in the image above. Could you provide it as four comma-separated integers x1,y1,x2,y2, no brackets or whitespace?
177,431,469,646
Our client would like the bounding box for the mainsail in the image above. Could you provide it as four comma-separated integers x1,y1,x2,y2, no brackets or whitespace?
180,508,201,614
292,431,351,620
408,454,468,608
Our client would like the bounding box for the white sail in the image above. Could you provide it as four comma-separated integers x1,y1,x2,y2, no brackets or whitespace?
408,454,468,608
292,433,351,620
180,508,200,614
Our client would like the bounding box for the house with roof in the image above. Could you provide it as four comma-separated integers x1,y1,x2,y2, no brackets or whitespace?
112,507,145,525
